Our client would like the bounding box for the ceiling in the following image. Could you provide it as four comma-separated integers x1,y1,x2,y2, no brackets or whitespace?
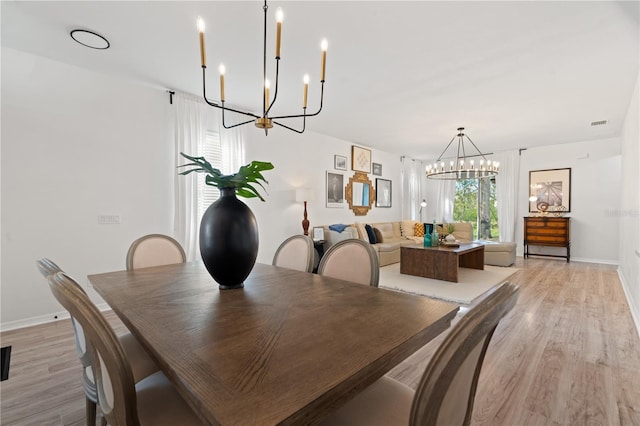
2,1,638,160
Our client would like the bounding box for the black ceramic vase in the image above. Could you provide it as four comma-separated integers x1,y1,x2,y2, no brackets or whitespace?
199,188,259,290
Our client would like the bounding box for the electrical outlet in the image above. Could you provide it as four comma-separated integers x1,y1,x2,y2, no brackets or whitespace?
98,214,121,225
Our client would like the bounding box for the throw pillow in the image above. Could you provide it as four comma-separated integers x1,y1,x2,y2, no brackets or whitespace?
401,220,417,237
364,224,377,244
354,222,369,242
373,227,384,243
414,222,425,237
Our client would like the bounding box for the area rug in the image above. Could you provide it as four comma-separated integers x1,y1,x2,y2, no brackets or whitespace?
379,263,518,305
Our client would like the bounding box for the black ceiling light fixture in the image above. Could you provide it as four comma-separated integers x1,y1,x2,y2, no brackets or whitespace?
197,0,328,135
70,29,110,50
426,127,499,180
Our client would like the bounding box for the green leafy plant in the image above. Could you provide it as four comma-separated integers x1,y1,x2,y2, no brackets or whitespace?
446,223,455,235
178,152,274,201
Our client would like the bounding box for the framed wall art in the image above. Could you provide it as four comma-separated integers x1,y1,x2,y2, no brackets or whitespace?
351,146,371,173
375,178,392,208
372,162,382,176
334,155,347,171
529,168,571,212
326,171,345,208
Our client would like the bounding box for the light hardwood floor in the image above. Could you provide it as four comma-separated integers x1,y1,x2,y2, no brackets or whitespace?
1,258,638,425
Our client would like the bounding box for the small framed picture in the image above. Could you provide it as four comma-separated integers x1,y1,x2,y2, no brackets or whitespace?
326,171,345,208
334,155,347,171
375,178,392,208
313,227,325,241
351,146,371,173
372,163,382,176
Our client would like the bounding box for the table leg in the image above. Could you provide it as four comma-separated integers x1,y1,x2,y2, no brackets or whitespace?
459,248,484,270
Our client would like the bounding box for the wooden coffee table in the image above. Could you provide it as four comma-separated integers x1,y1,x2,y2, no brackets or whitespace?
400,243,485,282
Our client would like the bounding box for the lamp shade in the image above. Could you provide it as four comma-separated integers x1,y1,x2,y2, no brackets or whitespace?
295,188,314,202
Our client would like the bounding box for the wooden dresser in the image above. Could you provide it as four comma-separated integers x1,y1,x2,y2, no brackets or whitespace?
524,217,570,262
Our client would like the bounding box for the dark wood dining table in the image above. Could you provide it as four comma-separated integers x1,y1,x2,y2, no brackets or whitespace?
89,261,459,425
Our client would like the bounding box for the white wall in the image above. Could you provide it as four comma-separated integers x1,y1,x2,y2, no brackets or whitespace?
1,48,174,328
242,129,402,265
517,138,622,264
423,137,622,265
1,47,403,328
618,72,640,334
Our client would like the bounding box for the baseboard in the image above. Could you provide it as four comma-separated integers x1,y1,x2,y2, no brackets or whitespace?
0,303,111,332
618,268,640,339
516,248,619,266
571,257,619,266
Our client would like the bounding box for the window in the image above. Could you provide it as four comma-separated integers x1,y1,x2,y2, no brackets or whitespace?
197,130,223,220
453,177,498,240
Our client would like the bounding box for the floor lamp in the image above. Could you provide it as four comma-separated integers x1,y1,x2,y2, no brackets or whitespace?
419,199,427,222
295,189,315,236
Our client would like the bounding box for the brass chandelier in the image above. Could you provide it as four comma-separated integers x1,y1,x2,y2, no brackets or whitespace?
197,1,327,135
426,127,499,180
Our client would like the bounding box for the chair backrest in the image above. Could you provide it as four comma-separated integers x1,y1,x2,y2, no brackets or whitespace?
36,258,62,278
36,259,96,401
272,235,315,272
317,239,380,287
126,234,186,270
409,281,520,426
48,272,140,425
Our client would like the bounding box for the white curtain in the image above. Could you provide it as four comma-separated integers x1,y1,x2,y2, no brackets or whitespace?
494,149,520,242
173,93,247,260
173,93,208,260
401,157,423,220
434,179,456,223
220,124,246,174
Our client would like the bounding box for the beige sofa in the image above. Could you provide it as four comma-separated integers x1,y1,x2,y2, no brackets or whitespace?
321,221,475,267
321,220,516,267
321,223,407,267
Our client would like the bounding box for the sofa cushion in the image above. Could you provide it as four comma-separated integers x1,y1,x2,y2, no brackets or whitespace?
414,222,425,237
376,242,402,253
324,226,359,247
452,223,473,241
481,241,517,252
364,224,377,244
376,223,395,241
373,228,384,243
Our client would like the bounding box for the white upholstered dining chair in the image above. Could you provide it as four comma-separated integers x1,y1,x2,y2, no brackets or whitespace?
37,259,160,426
317,239,380,287
126,234,186,270
272,235,315,272
319,281,520,426
47,271,203,425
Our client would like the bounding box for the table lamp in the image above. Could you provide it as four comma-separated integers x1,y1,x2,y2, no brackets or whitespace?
295,189,315,235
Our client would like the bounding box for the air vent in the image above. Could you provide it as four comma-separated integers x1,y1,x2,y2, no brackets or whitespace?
590,120,607,126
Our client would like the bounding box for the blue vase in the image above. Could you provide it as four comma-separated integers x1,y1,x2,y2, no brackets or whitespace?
423,233,431,247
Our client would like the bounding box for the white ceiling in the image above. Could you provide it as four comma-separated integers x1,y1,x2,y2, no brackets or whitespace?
2,1,638,159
